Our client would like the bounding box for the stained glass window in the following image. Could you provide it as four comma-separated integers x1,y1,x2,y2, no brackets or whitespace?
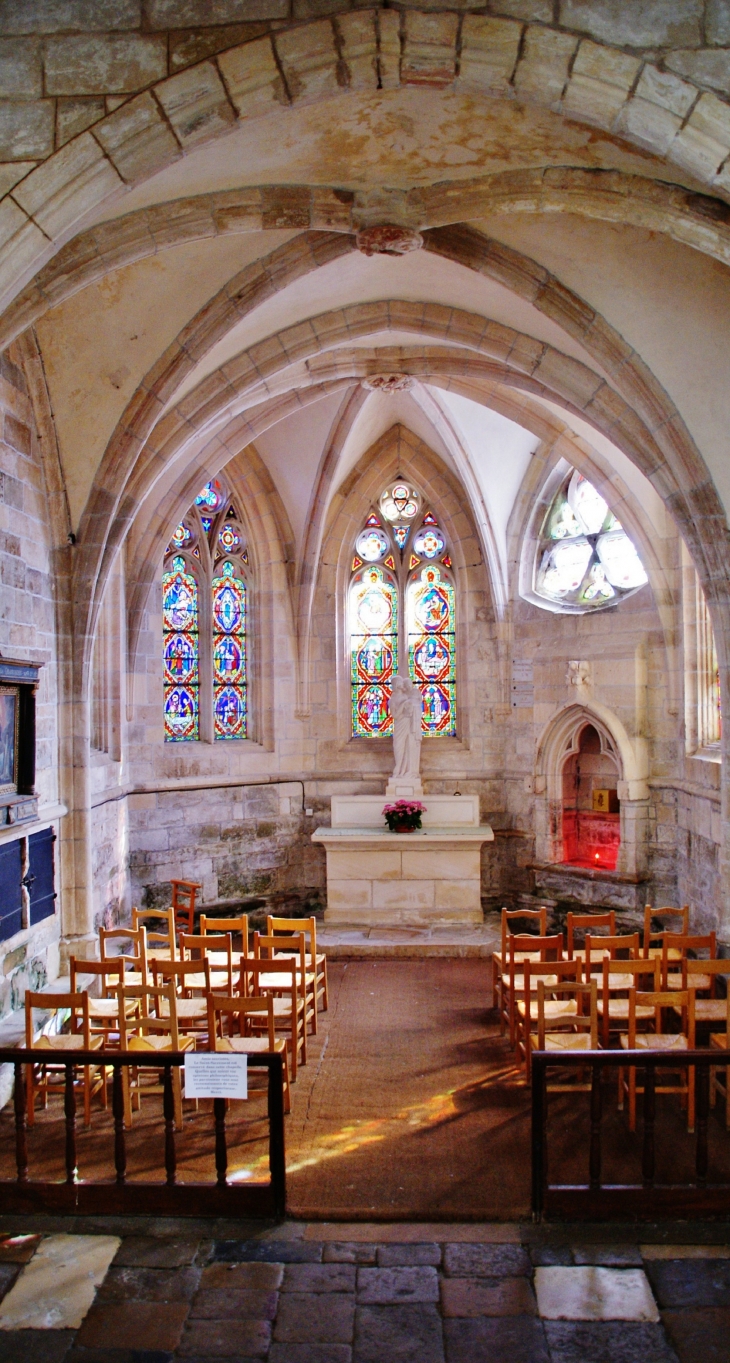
407,566,456,736
534,470,648,611
350,486,456,738
213,562,247,740
163,478,249,742
350,566,398,737
163,554,199,741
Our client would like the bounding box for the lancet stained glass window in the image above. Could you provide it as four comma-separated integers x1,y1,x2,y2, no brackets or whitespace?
534,469,648,611
163,554,199,741
349,482,456,738
163,479,249,742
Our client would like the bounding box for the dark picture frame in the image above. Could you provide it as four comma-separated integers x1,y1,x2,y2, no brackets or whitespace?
0,686,18,793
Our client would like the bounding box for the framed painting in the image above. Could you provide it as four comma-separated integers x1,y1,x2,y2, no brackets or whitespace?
0,686,18,794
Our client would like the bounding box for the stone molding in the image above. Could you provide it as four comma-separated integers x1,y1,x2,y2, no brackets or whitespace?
4,169,730,354
3,11,730,314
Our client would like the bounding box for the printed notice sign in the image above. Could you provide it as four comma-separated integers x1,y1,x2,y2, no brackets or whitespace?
184,1053,248,1099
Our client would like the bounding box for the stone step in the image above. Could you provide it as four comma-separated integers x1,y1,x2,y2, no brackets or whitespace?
318,927,499,958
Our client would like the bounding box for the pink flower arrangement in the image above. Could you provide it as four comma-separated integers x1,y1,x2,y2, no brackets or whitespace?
383,799,427,831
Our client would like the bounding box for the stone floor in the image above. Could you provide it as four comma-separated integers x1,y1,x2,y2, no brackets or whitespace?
317,923,500,958
0,1217,728,1361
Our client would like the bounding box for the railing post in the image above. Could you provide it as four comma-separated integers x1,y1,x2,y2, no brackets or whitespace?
214,1097,227,1188
64,1062,77,1185
642,1061,656,1188
267,1053,286,1220
163,1064,176,1186
696,1060,709,1187
112,1064,126,1186
13,1062,27,1184
589,1060,602,1192
531,1054,546,1223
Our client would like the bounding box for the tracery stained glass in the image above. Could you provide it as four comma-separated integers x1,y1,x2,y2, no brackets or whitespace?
356,528,388,562
195,480,223,510
393,526,409,550
212,562,247,740
163,555,199,741
350,566,398,737
407,566,456,736
536,470,648,610
413,527,445,560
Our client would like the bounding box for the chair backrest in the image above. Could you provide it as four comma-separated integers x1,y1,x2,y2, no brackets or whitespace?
70,957,125,998
207,993,276,1050
200,914,249,956
501,907,547,959
521,959,581,998
684,958,730,995
152,956,210,994
601,955,659,1001
661,932,717,959
631,987,695,1044
585,932,639,964
25,991,91,1047
117,980,181,1049
536,979,598,1048
253,931,307,978
507,933,563,967
170,879,202,937
180,932,232,961
99,926,147,978
644,904,690,953
267,915,317,964
132,906,177,959
566,911,616,957
237,955,299,1003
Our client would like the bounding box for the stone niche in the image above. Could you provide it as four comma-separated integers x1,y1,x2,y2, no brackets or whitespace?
313,794,493,927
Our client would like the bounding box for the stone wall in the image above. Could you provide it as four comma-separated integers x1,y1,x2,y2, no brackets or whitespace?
0,345,60,1016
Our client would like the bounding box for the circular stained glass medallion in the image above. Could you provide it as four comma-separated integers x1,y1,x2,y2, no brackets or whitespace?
165,686,197,740
218,523,241,554
413,527,445,560
380,482,420,523
356,528,388,562
164,633,196,684
215,685,246,738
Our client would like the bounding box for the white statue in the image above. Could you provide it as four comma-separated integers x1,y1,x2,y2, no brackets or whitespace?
390,672,423,781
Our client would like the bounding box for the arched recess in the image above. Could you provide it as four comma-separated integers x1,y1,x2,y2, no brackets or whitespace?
5,171,730,353
125,441,297,755
315,423,486,772
535,701,649,879
3,13,730,315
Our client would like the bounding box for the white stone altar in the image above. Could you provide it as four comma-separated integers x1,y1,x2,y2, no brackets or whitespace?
313,792,494,927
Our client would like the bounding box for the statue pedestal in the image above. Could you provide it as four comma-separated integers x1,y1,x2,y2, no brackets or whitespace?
384,778,424,800
313,795,494,928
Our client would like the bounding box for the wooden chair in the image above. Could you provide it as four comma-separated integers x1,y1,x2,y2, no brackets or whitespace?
207,994,291,1113
267,915,328,1028
515,957,580,1080
566,911,616,963
620,987,696,1132
70,957,134,1046
583,932,640,973
710,989,730,1128
494,908,547,1036
659,932,716,990
180,932,233,995
132,906,177,961
531,979,599,1091
502,932,562,1047
117,980,194,1127
152,957,211,1036
24,991,105,1127
99,925,148,986
643,904,690,963
598,956,659,1047
253,932,316,1050
201,914,249,958
171,879,202,939
237,956,307,1079
679,957,729,1030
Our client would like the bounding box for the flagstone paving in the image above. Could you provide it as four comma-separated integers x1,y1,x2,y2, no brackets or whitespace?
0,1219,727,1361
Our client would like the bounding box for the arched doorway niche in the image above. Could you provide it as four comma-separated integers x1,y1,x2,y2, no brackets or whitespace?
535,702,649,886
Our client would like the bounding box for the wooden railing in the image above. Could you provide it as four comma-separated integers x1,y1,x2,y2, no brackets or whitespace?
1,1049,286,1219
532,1048,730,1221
